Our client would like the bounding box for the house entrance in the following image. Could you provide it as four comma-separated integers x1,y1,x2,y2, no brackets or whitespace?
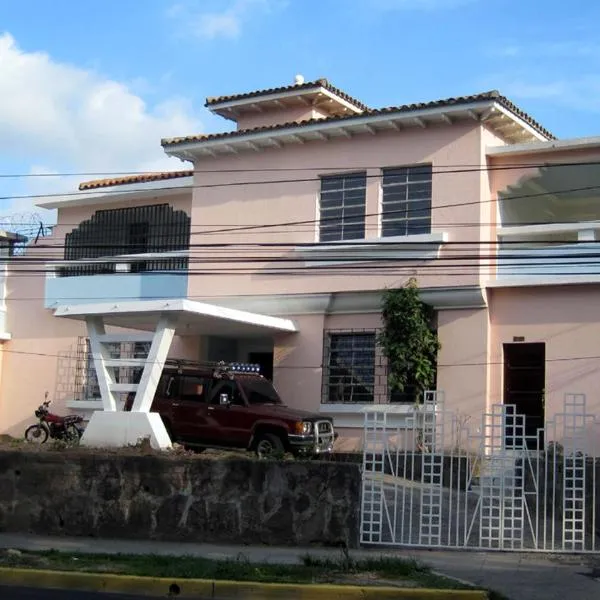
503,342,545,449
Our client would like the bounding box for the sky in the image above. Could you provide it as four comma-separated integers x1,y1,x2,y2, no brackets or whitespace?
1,0,600,227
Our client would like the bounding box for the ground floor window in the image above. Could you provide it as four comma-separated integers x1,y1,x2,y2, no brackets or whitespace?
322,328,437,404
74,337,150,400
322,331,376,403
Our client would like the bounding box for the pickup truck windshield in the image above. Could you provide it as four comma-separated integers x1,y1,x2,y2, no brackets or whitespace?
240,378,282,404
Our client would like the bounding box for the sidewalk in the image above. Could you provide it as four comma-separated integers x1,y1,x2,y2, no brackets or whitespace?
0,533,598,600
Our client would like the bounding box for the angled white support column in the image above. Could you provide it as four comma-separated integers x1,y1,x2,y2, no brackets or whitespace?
81,313,176,450
131,314,176,413
86,316,117,412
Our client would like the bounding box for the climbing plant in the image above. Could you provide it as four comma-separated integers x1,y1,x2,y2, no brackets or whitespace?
378,277,441,404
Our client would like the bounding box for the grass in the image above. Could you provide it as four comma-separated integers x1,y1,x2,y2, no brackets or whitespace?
0,547,505,597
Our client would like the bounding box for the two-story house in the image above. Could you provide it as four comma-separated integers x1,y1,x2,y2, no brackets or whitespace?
1,77,599,450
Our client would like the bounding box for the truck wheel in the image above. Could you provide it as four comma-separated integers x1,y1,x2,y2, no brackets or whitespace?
255,433,284,459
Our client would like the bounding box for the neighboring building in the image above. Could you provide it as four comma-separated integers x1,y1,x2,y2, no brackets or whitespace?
1,77,599,449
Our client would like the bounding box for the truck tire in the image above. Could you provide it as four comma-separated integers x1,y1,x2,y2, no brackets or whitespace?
255,432,284,459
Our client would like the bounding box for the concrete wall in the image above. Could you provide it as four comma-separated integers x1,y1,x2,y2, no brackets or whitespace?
488,285,600,442
186,121,485,298
0,450,361,548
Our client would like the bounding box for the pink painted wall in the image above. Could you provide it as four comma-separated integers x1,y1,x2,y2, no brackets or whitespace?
437,307,490,447
488,285,600,445
186,122,485,300
236,106,330,130
273,314,326,413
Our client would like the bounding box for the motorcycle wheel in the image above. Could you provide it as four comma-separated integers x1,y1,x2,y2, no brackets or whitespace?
64,424,83,444
25,424,48,444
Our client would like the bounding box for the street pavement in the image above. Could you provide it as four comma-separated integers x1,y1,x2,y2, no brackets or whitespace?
0,587,165,599
0,533,599,600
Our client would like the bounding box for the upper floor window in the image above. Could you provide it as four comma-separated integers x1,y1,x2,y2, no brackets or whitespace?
319,172,367,242
381,164,432,237
61,203,190,277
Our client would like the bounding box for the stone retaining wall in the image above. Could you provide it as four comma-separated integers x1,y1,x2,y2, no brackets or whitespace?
0,450,361,548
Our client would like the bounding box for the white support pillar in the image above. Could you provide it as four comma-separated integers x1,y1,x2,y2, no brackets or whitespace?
80,312,176,450
86,316,117,412
131,314,176,412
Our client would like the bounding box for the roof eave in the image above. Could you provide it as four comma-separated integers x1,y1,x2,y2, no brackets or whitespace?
487,135,600,158
164,99,551,159
207,85,365,121
36,177,194,210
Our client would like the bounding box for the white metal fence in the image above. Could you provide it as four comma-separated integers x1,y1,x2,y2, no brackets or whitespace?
361,392,600,552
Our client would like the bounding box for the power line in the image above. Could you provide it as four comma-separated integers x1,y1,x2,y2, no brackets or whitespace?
3,345,600,370
2,160,600,179
4,184,598,240
3,163,600,203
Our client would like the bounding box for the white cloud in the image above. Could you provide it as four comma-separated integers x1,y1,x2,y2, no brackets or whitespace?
0,32,202,216
168,0,280,41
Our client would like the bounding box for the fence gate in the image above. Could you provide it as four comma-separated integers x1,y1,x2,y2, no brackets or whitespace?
361,392,600,552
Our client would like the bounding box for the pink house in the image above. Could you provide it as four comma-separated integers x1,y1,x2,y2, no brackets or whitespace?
1,77,599,450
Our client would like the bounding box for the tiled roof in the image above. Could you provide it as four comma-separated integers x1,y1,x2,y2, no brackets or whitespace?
79,170,193,191
205,78,369,111
163,90,555,148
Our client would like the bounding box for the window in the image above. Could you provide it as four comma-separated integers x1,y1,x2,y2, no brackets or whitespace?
323,332,376,403
209,380,245,406
381,165,432,237
240,378,282,405
319,172,367,242
180,375,210,402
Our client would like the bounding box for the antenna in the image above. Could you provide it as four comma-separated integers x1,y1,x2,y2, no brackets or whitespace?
294,74,305,85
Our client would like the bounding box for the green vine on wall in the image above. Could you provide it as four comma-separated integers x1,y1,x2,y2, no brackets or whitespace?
378,278,441,404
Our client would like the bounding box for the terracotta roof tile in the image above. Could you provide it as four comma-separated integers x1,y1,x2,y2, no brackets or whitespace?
79,170,193,191
205,78,369,111
163,90,555,148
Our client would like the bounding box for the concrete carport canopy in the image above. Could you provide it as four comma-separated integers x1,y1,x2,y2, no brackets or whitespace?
53,299,297,449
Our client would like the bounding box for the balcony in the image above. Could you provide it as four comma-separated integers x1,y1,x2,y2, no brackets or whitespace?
494,222,600,285
44,251,189,308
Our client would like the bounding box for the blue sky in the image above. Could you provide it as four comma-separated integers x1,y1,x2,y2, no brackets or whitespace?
1,0,600,225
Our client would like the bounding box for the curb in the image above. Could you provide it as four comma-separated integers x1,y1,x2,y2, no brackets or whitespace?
0,567,489,598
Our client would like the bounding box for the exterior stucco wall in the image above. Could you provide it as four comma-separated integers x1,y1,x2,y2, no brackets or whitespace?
186,122,485,299
488,285,600,444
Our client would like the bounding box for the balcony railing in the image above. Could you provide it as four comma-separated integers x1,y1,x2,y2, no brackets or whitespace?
44,250,189,307
495,222,600,282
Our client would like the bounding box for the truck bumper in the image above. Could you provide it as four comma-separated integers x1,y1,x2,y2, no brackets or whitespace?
288,429,338,456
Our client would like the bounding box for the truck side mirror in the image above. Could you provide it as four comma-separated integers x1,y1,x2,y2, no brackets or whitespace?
219,393,230,406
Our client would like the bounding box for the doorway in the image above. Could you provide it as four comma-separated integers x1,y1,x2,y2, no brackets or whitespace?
503,342,545,450
248,352,274,381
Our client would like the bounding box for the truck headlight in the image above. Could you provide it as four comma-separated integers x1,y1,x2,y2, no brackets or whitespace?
294,421,312,434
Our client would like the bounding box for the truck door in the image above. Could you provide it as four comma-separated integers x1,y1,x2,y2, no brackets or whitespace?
169,374,212,444
205,379,251,447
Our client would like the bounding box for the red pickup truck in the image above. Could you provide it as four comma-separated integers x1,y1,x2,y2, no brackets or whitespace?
124,359,337,459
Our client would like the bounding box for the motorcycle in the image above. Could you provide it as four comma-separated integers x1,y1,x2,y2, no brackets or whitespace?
24,393,85,444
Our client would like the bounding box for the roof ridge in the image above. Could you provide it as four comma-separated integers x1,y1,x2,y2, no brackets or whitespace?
79,170,193,191
163,89,555,147
205,78,368,111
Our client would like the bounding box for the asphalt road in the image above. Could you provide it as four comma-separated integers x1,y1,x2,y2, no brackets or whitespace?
0,587,185,599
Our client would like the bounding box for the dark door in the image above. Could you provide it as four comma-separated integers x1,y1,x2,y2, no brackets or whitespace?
248,352,274,381
503,343,545,450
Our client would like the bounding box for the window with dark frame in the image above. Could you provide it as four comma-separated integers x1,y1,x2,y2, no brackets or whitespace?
323,332,376,403
319,172,367,242
381,164,432,237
